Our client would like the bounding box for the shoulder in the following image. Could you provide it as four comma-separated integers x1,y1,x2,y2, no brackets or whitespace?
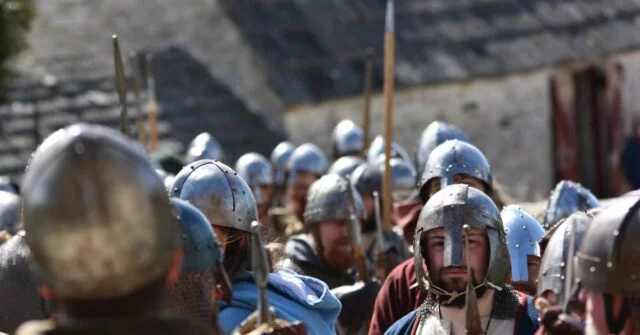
384,310,418,335
514,291,540,335
15,320,55,335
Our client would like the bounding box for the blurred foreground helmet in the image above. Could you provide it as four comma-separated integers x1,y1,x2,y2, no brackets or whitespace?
0,191,21,235
170,160,258,232
414,121,469,177
331,119,364,158
543,180,599,229
185,132,224,163
22,124,179,299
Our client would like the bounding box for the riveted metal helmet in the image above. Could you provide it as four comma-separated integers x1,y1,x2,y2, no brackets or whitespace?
170,160,258,232
366,135,412,165
304,174,366,226
185,132,225,164
328,155,364,178
375,156,419,202
0,191,21,235
287,143,328,185
575,194,640,295
331,119,364,158
350,162,382,196
501,205,545,282
235,153,273,206
270,141,295,187
22,124,179,300
413,184,509,298
543,180,599,229
414,121,469,177
419,140,492,203
538,212,591,308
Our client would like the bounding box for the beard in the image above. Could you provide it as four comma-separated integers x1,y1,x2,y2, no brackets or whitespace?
322,237,355,272
361,216,377,234
432,267,487,309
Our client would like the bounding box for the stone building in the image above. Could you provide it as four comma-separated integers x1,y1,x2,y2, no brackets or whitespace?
2,0,640,201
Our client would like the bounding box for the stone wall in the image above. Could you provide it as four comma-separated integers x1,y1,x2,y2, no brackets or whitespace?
286,69,554,202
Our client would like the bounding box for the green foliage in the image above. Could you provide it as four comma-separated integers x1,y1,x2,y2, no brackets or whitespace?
0,0,36,93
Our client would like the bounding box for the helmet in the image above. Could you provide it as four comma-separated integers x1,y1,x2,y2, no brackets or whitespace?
328,156,364,178
331,119,364,158
22,124,179,300
185,132,224,164
270,141,295,187
538,212,591,308
0,191,21,235
419,140,492,203
304,174,365,226
413,184,509,298
166,198,230,327
366,135,411,165
501,205,545,282
170,160,258,232
235,153,273,206
543,180,599,229
575,194,640,295
375,156,418,202
350,162,382,196
287,143,328,185
414,121,469,177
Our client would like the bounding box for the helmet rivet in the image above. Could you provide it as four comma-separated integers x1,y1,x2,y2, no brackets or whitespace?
225,170,229,174
515,244,520,248
560,275,565,280
522,225,526,230
174,187,180,192
190,165,195,170
613,230,619,236
542,270,547,276
234,172,237,175
590,266,596,273
607,262,613,269
560,262,565,267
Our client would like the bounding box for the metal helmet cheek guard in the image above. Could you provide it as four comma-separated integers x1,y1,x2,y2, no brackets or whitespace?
185,132,225,164
303,174,366,227
414,121,469,177
501,205,545,282
270,141,295,187
413,184,509,298
419,140,492,203
170,160,258,232
543,180,599,229
235,153,273,206
538,212,591,308
331,119,364,158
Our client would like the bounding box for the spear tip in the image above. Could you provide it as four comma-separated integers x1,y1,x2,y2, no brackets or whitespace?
385,0,394,33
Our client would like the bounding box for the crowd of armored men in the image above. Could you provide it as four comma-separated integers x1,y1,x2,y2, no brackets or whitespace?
0,119,637,335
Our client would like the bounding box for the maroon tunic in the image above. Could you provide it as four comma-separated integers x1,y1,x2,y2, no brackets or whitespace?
368,258,428,335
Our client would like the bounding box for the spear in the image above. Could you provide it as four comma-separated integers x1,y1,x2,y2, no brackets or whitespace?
463,225,485,335
361,48,374,158
146,53,158,151
382,0,395,233
128,52,147,150
112,35,129,136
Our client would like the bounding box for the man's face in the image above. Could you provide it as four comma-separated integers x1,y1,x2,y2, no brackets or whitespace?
424,227,489,305
317,220,354,271
579,287,632,335
286,171,318,217
425,174,487,201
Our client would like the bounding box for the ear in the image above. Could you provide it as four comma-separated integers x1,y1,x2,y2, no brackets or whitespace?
39,284,55,301
166,250,184,285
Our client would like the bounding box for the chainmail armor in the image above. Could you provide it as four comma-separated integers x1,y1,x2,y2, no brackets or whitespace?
417,286,520,320
165,269,218,328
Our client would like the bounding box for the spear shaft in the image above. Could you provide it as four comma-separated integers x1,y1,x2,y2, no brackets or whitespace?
382,0,395,233
112,35,129,136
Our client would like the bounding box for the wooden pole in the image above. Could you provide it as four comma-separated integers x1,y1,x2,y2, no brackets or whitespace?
382,0,395,233
361,48,374,158
146,53,158,152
